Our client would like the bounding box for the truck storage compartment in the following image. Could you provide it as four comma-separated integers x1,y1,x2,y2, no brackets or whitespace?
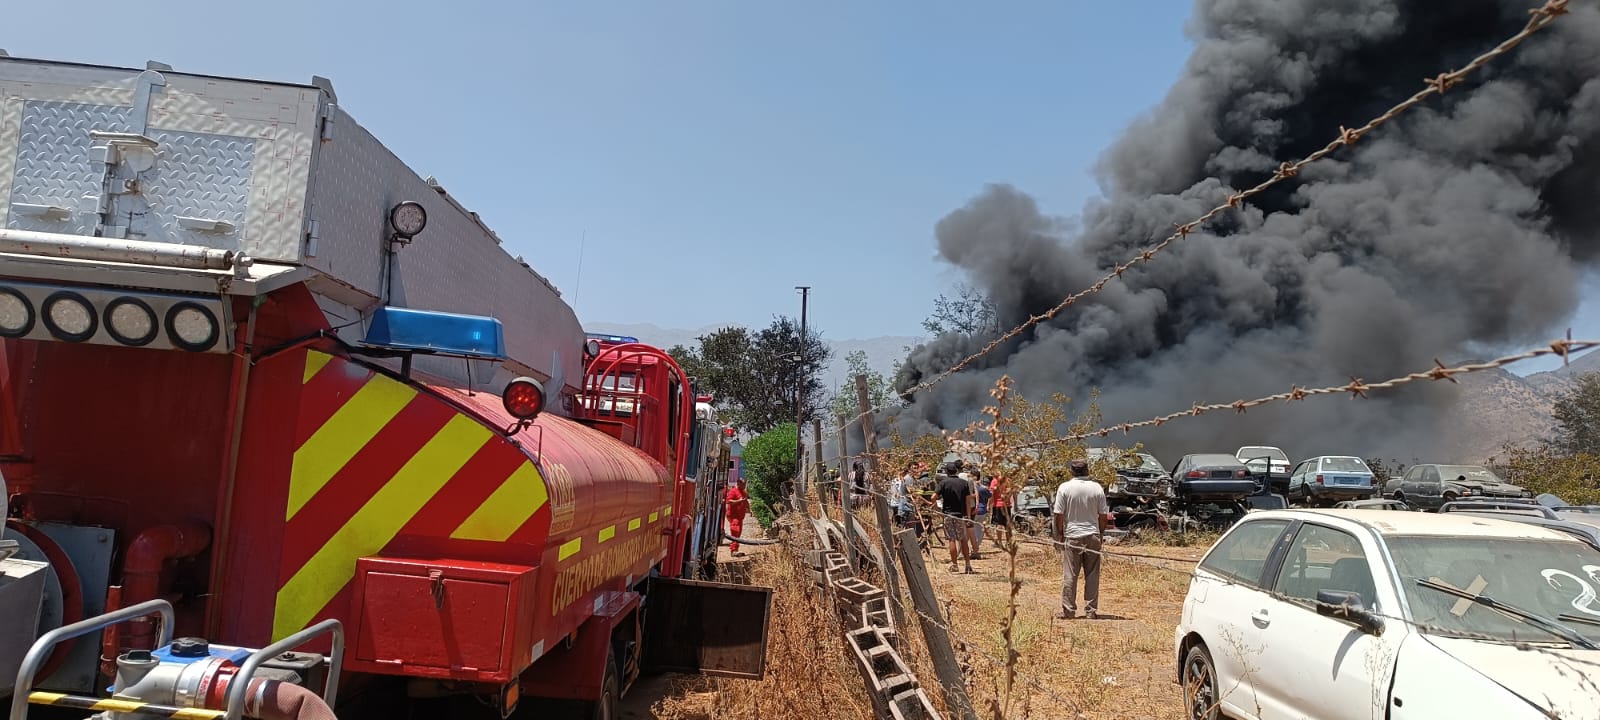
347,556,538,683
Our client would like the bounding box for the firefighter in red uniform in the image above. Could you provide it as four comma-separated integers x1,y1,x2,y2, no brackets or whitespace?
725,478,750,554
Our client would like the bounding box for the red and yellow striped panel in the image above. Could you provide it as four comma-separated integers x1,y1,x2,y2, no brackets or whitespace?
272,350,552,641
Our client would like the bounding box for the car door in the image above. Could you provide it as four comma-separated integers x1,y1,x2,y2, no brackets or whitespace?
1396,466,1421,500
1252,521,1405,720
1184,518,1295,718
1417,466,1444,510
1289,461,1309,499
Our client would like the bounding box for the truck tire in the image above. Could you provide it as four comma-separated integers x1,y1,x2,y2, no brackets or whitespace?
591,646,620,720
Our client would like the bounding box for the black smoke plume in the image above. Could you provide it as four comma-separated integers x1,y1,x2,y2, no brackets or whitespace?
889,0,1600,463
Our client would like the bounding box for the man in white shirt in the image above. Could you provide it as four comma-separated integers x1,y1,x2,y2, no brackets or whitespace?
1052,458,1110,619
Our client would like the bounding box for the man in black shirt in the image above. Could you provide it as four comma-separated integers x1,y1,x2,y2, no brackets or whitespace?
936,460,976,573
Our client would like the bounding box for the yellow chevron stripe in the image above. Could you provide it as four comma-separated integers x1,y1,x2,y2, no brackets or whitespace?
286,376,415,520
558,537,582,561
451,463,549,542
273,414,491,640
303,350,333,383
628,518,641,531
598,525,615,543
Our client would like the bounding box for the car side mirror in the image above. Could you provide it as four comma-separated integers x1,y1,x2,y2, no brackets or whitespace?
1315,590,1384,635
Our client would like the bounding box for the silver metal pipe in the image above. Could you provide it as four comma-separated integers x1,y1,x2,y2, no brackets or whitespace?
223,619,344,720
9,599,175,720
0,228,238,271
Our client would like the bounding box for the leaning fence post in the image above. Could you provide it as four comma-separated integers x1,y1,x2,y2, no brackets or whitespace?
857,374,909,634
895,528,980,720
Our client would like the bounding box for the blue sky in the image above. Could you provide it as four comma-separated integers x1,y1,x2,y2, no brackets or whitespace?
7,1,1593,376
2,0,1198,340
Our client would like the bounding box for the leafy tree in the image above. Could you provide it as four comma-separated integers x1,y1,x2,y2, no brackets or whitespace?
666,318,831,434
829,350,897,420
922,282,1000,337
741,422,799,527
1551,373,1600,455
1492,443,1600,505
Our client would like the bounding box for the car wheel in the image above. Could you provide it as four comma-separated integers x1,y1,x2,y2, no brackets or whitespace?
1183,643,1221,720
1392,492,1407,508
1440,492,1457,511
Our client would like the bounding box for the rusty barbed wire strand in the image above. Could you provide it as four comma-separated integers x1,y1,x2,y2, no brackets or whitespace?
1017,337,1597,449
814,0,1572,448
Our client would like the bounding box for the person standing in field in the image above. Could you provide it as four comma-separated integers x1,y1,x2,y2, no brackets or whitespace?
1052,459,1110,619
989,474,1013,544
725,478,750,555
937,461,976,573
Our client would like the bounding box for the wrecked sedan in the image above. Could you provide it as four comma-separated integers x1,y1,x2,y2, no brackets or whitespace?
1175,509,1600,720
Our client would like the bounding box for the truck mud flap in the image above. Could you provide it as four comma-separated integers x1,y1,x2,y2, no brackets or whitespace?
642,577,772,679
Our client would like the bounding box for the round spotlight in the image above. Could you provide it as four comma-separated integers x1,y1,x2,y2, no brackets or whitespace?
104,297,159,346
503,376,546,420
165,302,219,352
584,339,601,358
0,287,35,338
41,291,97,342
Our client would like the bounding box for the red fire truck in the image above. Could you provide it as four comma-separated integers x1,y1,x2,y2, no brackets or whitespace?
0,52,769,720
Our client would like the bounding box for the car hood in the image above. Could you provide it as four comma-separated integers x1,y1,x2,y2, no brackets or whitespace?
1448,480,1525,494
1427,636,1600,716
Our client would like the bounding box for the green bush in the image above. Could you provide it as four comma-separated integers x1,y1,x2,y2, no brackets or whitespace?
741,422,797,523
749,496,775,529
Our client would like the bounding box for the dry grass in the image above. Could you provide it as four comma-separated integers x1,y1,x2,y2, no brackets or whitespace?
651,497,1208,720
926,537,1202,720
652,544,878,720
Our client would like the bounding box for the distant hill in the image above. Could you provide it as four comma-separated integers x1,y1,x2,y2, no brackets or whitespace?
584,321,922,395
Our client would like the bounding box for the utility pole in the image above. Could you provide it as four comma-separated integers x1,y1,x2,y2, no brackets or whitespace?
794,286,811,494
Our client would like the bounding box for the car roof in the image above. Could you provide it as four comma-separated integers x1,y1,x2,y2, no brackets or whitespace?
1239,508,1589,541
1304,455,1365,461
1189,453,1244,462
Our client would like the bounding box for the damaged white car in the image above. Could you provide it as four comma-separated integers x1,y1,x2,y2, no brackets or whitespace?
1175,508,1600,719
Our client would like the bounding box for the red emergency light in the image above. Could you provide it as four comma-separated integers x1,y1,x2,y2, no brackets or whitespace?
503,376,546,420
723,427,735,438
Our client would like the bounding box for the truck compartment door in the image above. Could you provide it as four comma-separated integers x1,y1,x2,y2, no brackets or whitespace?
641,577,771,679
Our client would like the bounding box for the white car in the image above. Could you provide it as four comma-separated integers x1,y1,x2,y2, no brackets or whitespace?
1175,509,1600,719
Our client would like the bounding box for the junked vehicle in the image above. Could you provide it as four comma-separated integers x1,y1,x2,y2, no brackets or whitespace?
1175,509,1600,720
1333,498,1410,511
1438,499,1600,551
1235,446,1291,495
1288,455,1377,506
1086,447,1171,531
1382,463,1531,511
1169,453,1260,528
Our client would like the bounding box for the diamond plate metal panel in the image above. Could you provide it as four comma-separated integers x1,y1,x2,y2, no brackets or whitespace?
138,129,255,250
0,58,319,263
7,100,134,236
305,106,586,393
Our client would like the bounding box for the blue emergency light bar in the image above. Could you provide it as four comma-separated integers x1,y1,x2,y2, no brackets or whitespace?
585,332,639,344
363,306,507,360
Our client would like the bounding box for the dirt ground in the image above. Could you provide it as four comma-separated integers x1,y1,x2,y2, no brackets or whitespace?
626,509,1207,720
922,531,1204,720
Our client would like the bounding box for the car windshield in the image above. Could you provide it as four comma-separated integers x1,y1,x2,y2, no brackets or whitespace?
1320,457,1369,473
1238,447,1288,462
1438,466,1502,484
1387,535,1600,645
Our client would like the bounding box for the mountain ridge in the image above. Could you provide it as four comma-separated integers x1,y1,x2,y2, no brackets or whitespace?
587,322,1600,461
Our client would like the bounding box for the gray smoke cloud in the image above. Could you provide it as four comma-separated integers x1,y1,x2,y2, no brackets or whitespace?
889,0,1600,463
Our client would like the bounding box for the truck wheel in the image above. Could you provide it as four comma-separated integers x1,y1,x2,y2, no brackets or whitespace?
592,647,620,720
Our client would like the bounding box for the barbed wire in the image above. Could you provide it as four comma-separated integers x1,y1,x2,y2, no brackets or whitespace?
1013,337,1600,448
812,0,1573,449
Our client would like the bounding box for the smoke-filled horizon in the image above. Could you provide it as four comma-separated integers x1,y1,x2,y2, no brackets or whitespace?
882,0,1600,464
